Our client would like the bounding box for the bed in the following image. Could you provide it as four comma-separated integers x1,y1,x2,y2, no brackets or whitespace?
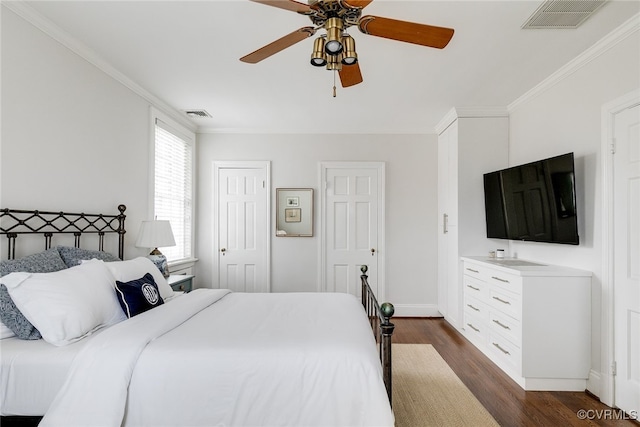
0,205,395,427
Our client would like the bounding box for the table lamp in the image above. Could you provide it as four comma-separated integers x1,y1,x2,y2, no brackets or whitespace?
135,220,176,278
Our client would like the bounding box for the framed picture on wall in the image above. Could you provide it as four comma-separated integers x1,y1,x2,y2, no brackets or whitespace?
276,188,313,236
285,208,301,223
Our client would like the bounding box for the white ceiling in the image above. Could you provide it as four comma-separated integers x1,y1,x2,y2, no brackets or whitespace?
20,0,640,134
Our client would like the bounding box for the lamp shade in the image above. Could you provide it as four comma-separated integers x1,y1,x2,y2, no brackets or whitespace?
135,220,176,249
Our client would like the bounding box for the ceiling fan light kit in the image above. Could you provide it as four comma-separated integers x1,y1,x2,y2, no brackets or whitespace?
325,17,345,54
240,0,455,90
310,34,356,69
310,37,328,66
341,35,357,65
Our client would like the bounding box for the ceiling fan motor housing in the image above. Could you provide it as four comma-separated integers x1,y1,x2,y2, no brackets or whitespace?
304,0,363,28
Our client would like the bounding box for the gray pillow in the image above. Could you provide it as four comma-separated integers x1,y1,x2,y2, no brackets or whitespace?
55,246,121,268
0,248,68,339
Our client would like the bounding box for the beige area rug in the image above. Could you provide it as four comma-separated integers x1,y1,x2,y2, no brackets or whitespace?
392,344,499,427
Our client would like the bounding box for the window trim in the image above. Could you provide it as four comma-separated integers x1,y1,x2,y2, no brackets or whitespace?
148,107,196,266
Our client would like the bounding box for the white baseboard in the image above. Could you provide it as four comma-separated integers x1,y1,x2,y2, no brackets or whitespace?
392,304,442,317
587,369,602,399
590,369,616,407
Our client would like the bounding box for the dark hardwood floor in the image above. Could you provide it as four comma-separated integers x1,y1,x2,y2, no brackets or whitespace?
393,317,639,427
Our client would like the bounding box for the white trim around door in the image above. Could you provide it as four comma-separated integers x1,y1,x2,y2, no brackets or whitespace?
599,89,640,406
212,161,271,292
319,161,386,301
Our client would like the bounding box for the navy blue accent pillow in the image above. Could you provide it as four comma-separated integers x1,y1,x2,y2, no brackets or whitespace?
114,273,164,318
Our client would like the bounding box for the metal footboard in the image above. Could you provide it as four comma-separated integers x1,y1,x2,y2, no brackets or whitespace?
360,265,395,405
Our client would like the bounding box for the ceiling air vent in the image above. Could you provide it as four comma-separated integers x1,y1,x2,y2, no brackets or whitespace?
522,0,608,29
184,109,212,119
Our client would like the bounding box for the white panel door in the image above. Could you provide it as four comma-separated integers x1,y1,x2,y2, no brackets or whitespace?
614,104,640,415
437,125,450,316
322,163,384,299
215,163,269,293
438,121,460,325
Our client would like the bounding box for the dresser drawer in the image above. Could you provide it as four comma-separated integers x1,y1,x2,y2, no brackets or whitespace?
488,331,521,373
462,263,487,281
489,309,521,346
489,287,521,320
487,270,522,294
464,295,489,322
463,311,487,343
463,275,488,303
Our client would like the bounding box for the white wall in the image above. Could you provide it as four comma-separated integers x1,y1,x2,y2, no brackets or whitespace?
196,133,439,314
0,5,442,315
507,31,639,395
1,8,157,259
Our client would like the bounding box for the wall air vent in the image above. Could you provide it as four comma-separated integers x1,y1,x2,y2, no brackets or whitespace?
522,0,608,29
184,109,212,118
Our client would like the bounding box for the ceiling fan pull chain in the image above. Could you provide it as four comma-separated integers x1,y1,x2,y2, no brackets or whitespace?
333,70,337,97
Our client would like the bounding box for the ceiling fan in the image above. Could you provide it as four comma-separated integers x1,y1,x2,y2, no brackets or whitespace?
240,0,455,89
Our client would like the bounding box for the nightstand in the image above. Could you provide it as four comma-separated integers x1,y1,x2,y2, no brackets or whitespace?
167,274,194,293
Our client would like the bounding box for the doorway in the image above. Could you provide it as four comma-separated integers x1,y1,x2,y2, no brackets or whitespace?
601,90,640,413
212,161,270,292
612,102,639,415
319,162,385,300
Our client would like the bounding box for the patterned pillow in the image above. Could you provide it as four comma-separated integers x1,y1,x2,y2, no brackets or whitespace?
0,248,68,339
56,246,121,268
114,273,164,318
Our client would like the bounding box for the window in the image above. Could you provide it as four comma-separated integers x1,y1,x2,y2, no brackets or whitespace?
153,113,195,263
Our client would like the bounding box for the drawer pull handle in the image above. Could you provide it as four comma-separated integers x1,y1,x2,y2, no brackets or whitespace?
466,284,480,291
493,342,511,355
492,319,510,330
492,276,510,283
466,304,480,312
492,296,511,305
466,323,480,332
466,268,479,273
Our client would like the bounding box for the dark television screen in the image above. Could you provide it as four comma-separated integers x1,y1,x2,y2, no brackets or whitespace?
483,152,579,245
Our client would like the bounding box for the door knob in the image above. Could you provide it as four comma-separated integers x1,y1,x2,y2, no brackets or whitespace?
371,248,376,256
220,248,226,256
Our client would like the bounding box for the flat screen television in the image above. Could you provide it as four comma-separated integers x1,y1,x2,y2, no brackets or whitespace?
483,152,579,245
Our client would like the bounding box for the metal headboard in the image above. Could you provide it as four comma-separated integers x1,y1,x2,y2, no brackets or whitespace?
0,204,126,260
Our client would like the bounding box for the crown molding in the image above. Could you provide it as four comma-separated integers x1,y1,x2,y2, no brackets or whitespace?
508,12,640,112
197,127,433,135
434,107,509,134
2,1,197,133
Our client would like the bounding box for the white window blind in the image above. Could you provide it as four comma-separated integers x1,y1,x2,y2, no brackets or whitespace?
154,119,193,262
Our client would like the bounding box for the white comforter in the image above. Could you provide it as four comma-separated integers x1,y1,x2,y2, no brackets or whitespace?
40,289,394,427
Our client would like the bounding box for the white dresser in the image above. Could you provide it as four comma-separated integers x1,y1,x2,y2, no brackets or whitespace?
460,256,592,391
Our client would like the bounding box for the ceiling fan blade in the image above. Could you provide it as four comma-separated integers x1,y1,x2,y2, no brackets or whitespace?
240,27,316,64
359,16,454,49
339,63,363,87
250,0,312,14
342,0,374,9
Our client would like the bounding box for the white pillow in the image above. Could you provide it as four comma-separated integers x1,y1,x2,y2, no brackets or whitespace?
1,320,16,339
0,260,126,346
104,257,174,301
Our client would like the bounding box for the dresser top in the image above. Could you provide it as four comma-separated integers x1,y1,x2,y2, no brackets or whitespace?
461,256,592,277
